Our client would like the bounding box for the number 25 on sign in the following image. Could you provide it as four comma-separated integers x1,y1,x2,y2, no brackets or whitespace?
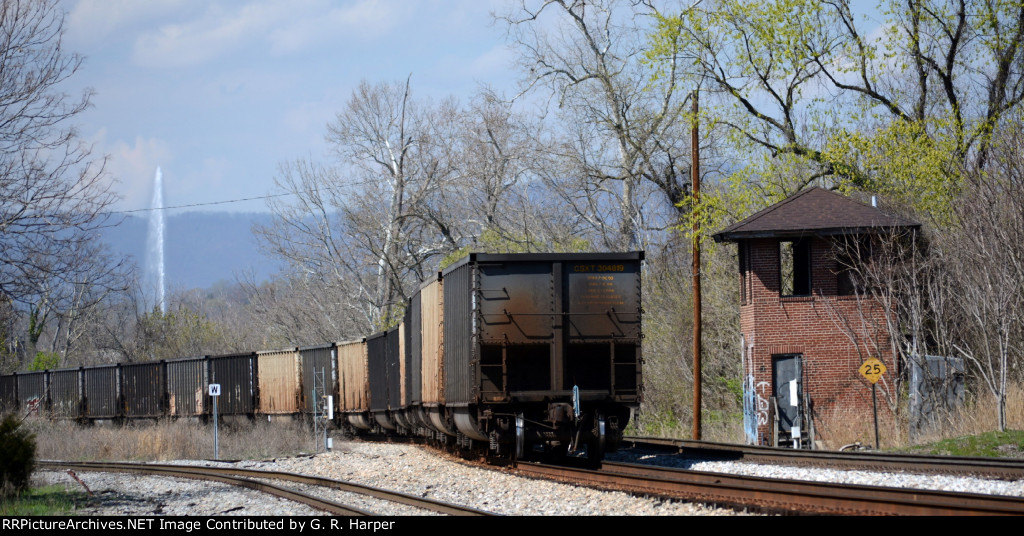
859,357,887,384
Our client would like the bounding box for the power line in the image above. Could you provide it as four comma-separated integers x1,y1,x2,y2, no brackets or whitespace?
110,192,293,215
108,179,354,216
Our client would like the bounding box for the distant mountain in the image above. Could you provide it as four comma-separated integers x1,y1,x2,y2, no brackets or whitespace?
101,212,284,291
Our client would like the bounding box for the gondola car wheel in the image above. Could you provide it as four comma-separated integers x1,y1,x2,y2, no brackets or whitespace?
587,412,606,466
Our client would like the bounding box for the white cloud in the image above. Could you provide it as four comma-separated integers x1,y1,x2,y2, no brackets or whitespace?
131,3,290,68
466,43,515,78
96,131,175,211
178,157,231,199
267,0,406,55
126,0,415,68
66,0,192,47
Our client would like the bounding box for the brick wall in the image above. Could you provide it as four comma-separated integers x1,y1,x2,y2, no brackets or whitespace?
740,237,895,446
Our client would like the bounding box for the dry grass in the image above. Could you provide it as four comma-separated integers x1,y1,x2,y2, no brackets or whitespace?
631,382,1024,451
904,383,1024,447
810,383,1024,450
25,417,318,462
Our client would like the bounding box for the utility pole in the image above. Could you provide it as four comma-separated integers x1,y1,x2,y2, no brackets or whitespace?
691,90,703,441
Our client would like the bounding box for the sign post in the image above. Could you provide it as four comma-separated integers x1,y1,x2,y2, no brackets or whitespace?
858,358,887,449
209,383,221,460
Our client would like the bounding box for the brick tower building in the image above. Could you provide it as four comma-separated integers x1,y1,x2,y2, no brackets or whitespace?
713,188,919,447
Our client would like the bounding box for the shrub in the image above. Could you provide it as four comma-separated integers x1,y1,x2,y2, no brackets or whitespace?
28,352,59,372
0,414,36,497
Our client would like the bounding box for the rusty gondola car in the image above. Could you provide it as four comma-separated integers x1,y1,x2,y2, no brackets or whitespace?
257,348,301,416
440,252,643,460
336,338,370,431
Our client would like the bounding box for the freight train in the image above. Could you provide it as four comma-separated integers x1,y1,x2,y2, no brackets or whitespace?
0,252,644,462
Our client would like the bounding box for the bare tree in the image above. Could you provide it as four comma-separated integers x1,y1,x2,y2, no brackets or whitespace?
0,0,120,305
0,0,129,368
499,0,694,250
944,140,1024,431
826,129,1024,433
257,79,465,331
441,90,587,252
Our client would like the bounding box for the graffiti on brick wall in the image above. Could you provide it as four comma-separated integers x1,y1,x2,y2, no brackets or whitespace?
743,375,755,443
755,381,771,426
744,375,774,444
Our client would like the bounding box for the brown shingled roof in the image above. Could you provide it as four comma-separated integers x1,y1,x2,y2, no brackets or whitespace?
712,187,920,243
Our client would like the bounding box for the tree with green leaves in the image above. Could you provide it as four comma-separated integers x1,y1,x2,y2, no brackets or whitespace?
649,0,1024,223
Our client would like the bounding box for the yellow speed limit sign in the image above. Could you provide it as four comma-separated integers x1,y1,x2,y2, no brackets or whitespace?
859,357,887,384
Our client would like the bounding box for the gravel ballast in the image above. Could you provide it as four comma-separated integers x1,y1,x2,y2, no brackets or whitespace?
34,439,1024,516
34,441,739,516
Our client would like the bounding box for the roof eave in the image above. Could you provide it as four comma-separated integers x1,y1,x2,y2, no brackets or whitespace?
713,224,922,243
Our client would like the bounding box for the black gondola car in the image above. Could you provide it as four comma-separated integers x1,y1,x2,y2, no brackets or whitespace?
122,362,165,417
16,372,47,417
84,365,119,419
441,252,643,459
0,374,17,414
167,357,207,417
49,368,82,419
402,292,426,431
207,352,257,415
366,332,395,431
299,344,336,415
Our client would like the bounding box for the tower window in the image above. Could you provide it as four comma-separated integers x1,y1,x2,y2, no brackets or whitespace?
780,238,811,296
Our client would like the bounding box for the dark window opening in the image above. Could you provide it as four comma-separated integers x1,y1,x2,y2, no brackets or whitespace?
780,238,811,296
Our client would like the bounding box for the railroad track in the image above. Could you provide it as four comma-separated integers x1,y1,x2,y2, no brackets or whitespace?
39,461,494,516
514,460,1024,515
620,436,1024,480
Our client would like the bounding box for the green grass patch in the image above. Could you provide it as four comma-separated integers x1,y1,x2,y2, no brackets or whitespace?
900,429,1024,458
0,484,84,516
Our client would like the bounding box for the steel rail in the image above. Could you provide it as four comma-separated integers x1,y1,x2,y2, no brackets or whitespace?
40,461,370,515
40,461,493,516
621,436,1024,480
514,460,1024,515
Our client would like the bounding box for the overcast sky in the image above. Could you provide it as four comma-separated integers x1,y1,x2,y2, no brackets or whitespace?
61,0,519,214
